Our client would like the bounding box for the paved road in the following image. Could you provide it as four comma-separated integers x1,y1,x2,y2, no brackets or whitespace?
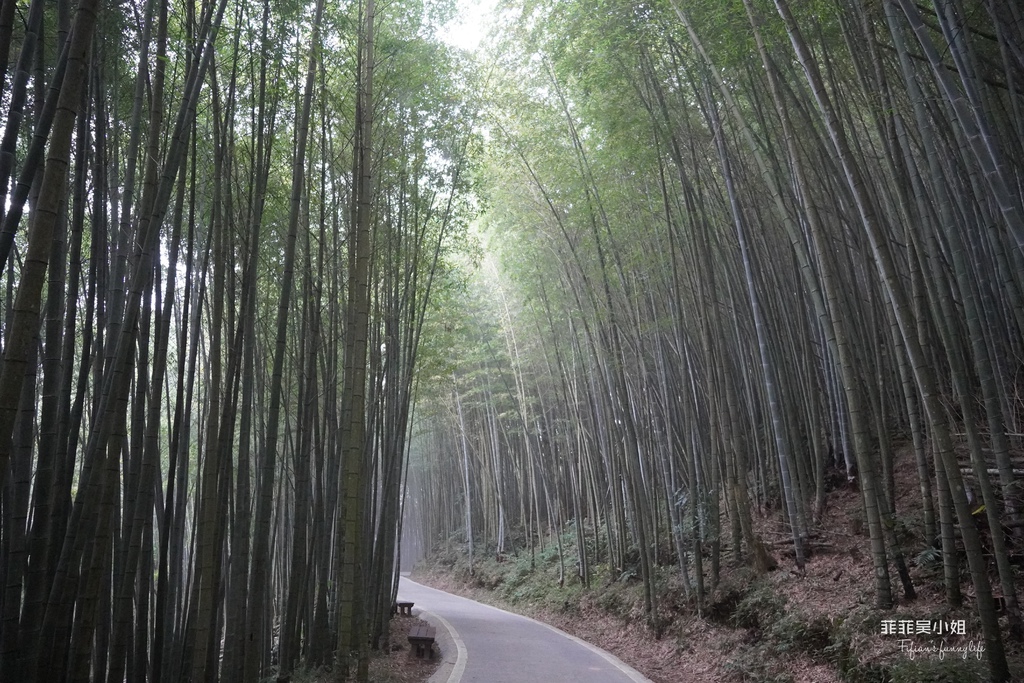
398,576,652,683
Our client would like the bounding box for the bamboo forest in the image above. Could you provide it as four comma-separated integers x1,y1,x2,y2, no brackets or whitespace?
0,0,1022,680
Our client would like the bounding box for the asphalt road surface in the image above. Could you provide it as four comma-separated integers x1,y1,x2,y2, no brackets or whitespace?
398,576,653,683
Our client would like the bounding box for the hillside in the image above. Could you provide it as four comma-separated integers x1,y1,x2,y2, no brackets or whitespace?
413,450,1024,683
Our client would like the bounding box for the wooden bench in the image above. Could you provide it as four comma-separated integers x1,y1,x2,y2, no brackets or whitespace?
393,601,414,616
407,623,436,659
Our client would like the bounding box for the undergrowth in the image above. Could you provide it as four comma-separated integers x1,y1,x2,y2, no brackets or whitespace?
414,523,1014,683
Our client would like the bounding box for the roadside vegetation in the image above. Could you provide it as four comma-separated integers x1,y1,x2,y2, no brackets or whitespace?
287,615,441,683
415,450,1023,682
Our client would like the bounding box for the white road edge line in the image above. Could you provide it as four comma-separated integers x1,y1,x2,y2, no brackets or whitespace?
406,576,651,683
531,618,653,683
420,608,467,683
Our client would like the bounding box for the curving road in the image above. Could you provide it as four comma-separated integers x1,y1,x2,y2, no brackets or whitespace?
398,576,653,683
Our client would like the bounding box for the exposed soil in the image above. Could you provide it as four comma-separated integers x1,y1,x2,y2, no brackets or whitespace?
412,450,1024,682
366,614,442,683
299,615,440,683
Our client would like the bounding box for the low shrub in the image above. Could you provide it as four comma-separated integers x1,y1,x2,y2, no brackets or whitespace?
731,579,785,630
722,643,794,683
768,612,831,659
887,657,986,683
